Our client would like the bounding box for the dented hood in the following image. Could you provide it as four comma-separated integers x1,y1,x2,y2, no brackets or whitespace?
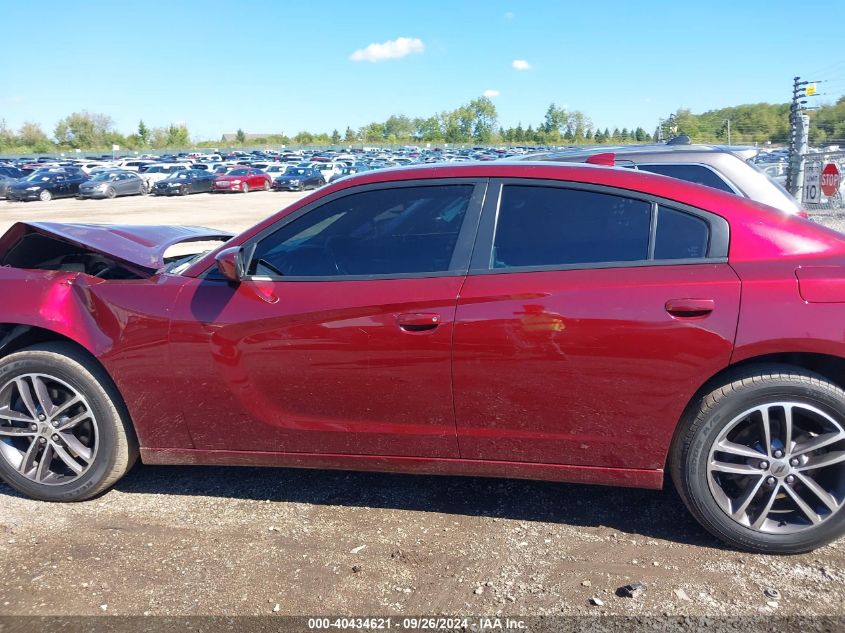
0,222,233,273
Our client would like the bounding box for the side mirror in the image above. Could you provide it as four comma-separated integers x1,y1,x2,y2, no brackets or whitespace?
215,246,244,283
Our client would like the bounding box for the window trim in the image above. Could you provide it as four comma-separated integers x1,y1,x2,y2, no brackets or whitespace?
213,178,488,283
468,178,729,275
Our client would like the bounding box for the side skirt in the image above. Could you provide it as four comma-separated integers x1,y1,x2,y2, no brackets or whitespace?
140,448,664,490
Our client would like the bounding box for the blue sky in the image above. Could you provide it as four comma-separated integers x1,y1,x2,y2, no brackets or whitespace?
1,0,844,141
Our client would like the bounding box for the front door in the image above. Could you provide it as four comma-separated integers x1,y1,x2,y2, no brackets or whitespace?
169,180,485,458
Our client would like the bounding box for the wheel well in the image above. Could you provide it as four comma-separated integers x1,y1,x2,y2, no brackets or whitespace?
0,323,93,360
667,351,845,475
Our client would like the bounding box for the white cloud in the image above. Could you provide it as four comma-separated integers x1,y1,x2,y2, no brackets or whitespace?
504,11,515,20
349,37,425,63
483,89,500,98
512,59,532,71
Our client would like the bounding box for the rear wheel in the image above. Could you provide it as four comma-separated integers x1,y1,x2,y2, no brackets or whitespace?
671,365,845,553
0,344,138,501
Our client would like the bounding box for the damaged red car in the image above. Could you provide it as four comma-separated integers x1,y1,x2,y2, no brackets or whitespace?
0,162,844,554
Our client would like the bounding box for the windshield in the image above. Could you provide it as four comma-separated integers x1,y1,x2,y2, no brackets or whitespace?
227,168,248,176
170,171,191,179
23,173,52,182
287,168,307,176
145,166,165,173
91,172,118,181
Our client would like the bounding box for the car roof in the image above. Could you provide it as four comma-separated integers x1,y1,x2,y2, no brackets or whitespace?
523,143,759,162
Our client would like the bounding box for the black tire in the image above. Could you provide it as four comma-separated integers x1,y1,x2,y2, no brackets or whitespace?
180,185,189,196
39,189,52,202
0,343,138,502
262,180,270,191
105,187,116,199
242,183,249,194
670,364,845,553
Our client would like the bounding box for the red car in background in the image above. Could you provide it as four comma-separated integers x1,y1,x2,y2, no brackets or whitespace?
212,167,271,193
0,162,844,554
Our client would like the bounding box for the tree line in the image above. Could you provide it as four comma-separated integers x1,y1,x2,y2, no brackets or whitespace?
1,95,844,154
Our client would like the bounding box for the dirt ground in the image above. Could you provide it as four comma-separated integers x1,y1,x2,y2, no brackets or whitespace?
0,193,843,622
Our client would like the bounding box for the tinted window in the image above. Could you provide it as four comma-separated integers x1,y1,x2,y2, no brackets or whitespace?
654,206,709,260
493,186,651,268
637,164,735,193
249,185,473,277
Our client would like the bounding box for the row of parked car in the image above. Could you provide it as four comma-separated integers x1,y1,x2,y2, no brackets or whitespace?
1,146,504,202
0,141,811,216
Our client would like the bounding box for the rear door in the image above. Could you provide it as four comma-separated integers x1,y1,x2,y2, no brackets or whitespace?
453,180,740,471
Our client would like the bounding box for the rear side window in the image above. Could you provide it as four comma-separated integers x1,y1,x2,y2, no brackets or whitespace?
636,164,735,193
654,206,710,260
492,186,651,268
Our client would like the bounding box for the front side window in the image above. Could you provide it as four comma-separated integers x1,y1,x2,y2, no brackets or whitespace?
492,186,652,268
636,163,735,194
248,185,473,277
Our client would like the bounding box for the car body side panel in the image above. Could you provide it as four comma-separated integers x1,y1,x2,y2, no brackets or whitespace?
731,259,845,362
0,268,194,448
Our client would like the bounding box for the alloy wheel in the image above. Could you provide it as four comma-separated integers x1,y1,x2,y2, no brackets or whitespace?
0,373,98,485
707,402,845,534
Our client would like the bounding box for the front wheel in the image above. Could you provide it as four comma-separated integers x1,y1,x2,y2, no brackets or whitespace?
262,180,270,191
242,183,249,194
39,190,52,202
0,343,138,501
105,187,116,199
671,365,845,553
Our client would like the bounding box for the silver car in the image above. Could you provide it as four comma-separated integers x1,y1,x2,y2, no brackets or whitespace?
521,142,803,215
77,170,146,199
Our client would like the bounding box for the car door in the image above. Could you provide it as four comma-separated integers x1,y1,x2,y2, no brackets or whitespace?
114,173,130,195
52,175,67,197
168,179,486,457
452,179,740,471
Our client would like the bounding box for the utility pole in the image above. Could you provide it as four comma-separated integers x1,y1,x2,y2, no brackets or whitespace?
726,119,731,145
786,76,821,195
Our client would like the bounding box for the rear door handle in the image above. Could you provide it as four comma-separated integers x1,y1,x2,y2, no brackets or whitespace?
397,313,441,332
665,299,715,318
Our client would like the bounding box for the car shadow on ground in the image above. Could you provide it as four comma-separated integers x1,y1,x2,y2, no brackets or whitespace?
0,464,725,549
87,464,722,549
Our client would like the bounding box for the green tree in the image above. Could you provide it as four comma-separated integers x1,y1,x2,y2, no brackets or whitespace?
236,128,246,144
54,111,115,148
343,126,357,143
330,129,341,145
137,120,150,146
293,131,314,145
19,121,49,147
165,124,190,147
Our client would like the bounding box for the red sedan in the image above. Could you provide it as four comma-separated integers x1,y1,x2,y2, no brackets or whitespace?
0,163,843,553
212,167,271,193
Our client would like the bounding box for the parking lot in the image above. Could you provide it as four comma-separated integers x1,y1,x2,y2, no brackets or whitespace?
0,193,843,620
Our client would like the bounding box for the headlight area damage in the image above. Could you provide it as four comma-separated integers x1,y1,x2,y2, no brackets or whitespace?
0,222,233,279
0,221,232,357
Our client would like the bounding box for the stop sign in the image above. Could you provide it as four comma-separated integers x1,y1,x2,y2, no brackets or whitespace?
821,163,841,197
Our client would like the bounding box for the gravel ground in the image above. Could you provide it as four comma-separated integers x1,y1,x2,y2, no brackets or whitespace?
0,194,843,623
